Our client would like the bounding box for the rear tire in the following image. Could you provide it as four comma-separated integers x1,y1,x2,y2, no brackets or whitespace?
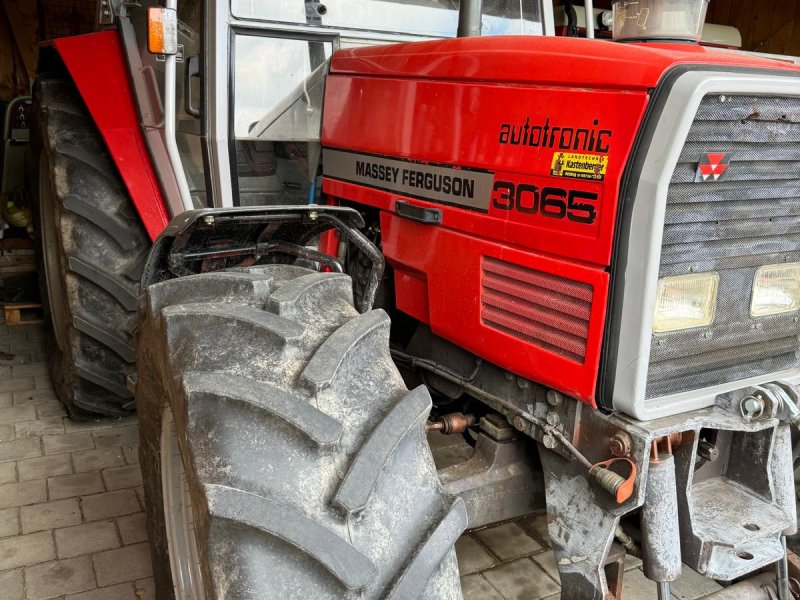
33,74,149,418
136,266,466,599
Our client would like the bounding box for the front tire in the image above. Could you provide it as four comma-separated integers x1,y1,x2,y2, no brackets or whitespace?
136,266,466,599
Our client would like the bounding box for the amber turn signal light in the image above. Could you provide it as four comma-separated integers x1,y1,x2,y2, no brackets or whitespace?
147,7,178,55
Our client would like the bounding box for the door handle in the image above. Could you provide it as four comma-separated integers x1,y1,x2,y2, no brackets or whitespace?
184,55,201,118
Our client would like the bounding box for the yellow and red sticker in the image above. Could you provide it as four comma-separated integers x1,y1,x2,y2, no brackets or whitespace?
550,152,608,181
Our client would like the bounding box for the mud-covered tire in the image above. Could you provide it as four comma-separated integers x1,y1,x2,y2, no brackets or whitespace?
136,266,466,599
32,75,149,418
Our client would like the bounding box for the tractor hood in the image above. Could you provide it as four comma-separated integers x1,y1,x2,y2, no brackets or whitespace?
330,36,800,90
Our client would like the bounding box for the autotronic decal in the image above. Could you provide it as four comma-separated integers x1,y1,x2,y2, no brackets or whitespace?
498,118,613,153
323,149,495,212
695,152,732,182
550,152,609,181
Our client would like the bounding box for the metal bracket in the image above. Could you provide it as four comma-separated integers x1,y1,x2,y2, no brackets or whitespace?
97,0,116,25
438,424,543,529
140,206,384,313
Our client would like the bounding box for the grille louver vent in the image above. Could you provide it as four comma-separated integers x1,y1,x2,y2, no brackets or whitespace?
480,257,592,363
647,94,800,399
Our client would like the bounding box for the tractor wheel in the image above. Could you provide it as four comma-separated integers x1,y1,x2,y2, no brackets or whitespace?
33,74,149,418
136,266,466,599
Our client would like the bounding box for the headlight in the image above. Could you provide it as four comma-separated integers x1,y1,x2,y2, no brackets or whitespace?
750,263,800,317
653,273,719,333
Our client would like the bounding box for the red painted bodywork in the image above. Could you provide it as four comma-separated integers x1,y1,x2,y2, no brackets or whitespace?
52,31,169,240
322,36,799,405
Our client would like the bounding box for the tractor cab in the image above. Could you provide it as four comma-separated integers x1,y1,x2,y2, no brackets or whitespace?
112,0,549,217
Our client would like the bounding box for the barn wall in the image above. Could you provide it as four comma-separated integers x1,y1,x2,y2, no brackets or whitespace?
38,0,96,40
705,1,800,55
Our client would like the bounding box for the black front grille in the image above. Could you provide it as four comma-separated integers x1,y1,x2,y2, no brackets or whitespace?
646,94,800,399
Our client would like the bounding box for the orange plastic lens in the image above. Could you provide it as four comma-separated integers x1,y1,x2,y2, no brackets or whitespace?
147,7,177,55
147,7,164,53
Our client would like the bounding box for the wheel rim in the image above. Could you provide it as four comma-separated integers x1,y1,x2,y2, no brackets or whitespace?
38,155,66,351
161,406,206,600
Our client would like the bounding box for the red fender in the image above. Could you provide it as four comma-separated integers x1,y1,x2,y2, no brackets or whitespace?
52,30,170,240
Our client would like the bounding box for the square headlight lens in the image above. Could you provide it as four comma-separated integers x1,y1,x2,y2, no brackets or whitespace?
750,263,800,317
653,273,719,333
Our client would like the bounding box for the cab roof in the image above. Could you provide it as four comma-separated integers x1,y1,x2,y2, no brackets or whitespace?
329,36,800,91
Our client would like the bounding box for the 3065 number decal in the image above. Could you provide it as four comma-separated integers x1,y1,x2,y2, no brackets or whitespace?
491,181,598,224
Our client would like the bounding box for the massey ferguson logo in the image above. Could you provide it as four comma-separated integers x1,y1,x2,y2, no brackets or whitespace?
695,152,731,182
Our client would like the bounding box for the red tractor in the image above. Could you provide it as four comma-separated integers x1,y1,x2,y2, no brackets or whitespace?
30,0,800,598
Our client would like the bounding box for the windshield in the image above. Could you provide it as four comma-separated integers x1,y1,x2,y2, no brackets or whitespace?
231,0,543,37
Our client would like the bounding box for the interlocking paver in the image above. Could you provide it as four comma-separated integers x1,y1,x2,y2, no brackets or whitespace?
72,446,125,473
0,437,42,462
66,583,139,600
0,460,16,484
55,520,120,558
461,573,504,600
117,512,147,545
63,419,114,434
33,375,53,390
134,577,155,600
15,417,66,438
101,464,143,491
0,479,47,509
0,568,23,600
92,426,139,448
0,377,34,393
48,472,104,501
35,402,67,419
11,362,49,378
135,486,145,508
481,557,560,600
25,555,96,599
20,498,82,533
518,512,550,547
92,542,152,586
123,444,140,464
531,549,559,581
0,507,19,537
81,489,140,521
0,405,38,425
0,530,55,570
0,423,14,441
671,565,723,599
620,567,659,600
42,432,94,455
12,389,58,405
455,535,496,575
18,454,72,481
474,522,543,561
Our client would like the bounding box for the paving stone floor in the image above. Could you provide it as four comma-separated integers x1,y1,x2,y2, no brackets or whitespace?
0,317,740,599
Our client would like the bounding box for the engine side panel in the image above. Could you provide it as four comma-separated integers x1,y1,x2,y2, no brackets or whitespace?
322,73,647,405
52,31,169,240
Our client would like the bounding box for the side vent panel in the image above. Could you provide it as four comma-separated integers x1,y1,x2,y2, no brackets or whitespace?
480,257,593,363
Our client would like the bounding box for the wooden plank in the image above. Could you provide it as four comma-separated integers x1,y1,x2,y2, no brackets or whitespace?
0,249,36,279
735,2,759,53
762,0,798,55
788,6,800,57
750,0,778,52
707,0,733,28
2,303,42,326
